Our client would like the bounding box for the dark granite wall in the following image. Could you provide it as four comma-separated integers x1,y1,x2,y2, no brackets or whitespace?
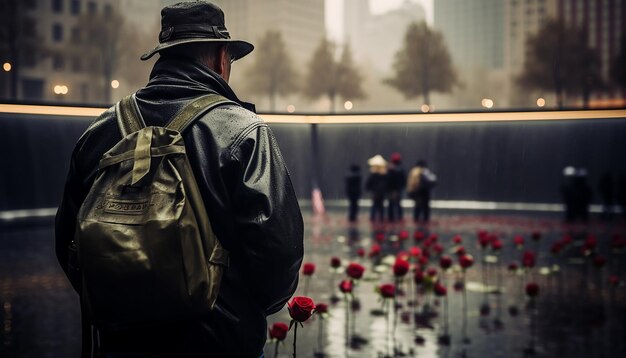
2,112,625,211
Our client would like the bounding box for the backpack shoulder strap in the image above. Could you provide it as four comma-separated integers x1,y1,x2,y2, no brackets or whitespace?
167,93,236,133
115,94,146,137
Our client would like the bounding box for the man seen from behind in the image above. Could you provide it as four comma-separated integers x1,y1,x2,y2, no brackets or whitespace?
55,2,304,357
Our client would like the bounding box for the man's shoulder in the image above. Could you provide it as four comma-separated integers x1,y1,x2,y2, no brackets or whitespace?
207,103,264,127
195,103,268,143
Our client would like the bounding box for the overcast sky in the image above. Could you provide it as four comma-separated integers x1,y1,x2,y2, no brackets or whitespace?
325,0,434,42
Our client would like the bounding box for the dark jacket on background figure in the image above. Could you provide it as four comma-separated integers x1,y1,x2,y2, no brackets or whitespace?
345,167,362,222
386,165,406,221
55,58,304,357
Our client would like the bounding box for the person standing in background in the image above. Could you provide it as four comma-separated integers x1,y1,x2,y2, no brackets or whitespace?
598,171,615,220
366,155,388,223
345,164,362,223
407,159,437,223
386,152,406,222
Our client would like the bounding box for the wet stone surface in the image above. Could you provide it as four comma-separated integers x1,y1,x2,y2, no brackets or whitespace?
1,211,625,358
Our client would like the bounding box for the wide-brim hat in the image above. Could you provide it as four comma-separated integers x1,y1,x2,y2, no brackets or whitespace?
141,1,254,61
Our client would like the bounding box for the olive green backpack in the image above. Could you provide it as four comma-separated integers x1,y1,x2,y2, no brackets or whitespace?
75,93,232,330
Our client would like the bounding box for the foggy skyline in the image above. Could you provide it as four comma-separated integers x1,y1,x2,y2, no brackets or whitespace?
325,0,434,42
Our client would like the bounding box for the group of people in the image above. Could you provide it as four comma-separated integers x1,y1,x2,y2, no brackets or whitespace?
562,167,626,222
345,153,437,224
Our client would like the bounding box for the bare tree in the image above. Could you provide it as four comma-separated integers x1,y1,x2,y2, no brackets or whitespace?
385,21,458,107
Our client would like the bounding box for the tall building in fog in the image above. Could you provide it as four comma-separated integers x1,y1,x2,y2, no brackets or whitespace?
210,0,325,66
557,0,625,103
344,0,426,73
15,0,115,103
343,0,371,58
434,0,505,70
505,0,558,74
119,0,160,34
6,0,160,103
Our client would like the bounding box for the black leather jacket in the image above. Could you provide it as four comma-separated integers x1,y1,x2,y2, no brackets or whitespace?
55,57,304,357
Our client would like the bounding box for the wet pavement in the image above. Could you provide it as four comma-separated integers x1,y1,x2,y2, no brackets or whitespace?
1,210,625,357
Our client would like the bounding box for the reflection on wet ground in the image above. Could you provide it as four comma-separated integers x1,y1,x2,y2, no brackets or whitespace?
0,210,624,357
264,210,626,358
0,221,81,358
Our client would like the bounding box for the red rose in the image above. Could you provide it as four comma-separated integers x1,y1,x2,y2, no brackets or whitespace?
434,282,447,297
432,243,443,255
315,303,328,314
302,262,316,276
550,242,563,255
453,235,462,244
288,296,316,322
378,284,396,298
399,230,409,240
268,322,289,341
455,246,466,256
339,279,353,293
369,244,381,258
428,233,439,242
396,251,410,262
346,262,365,280
609,275,620,287
561,234,573,246
414,270,425,284
414,230,425,241
418,255,429,266
459,254,474,269
409,246,422,257
522,251,536,268
491,239,503,251
375,232,386,243
612,235,626,249
356,248,365,258
426,267,437,277
531,231,541,242
439,256,453,270
393,259,410,277
330,256,341,269
479,235,492,248
593,255,607,268
525,283,539,297
508,262,519,271
513,235,524,247
585,235,597,249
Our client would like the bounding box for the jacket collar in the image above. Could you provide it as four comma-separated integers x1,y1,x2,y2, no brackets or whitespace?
147,57,256,113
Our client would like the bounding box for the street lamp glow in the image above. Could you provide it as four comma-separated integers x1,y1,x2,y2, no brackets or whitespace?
111,80,120,89
481,98,494,109
54,85,68,95
421,104,430,113
536,97,546,107
286,104,295,113
2,62,11,72
344,101,353,110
